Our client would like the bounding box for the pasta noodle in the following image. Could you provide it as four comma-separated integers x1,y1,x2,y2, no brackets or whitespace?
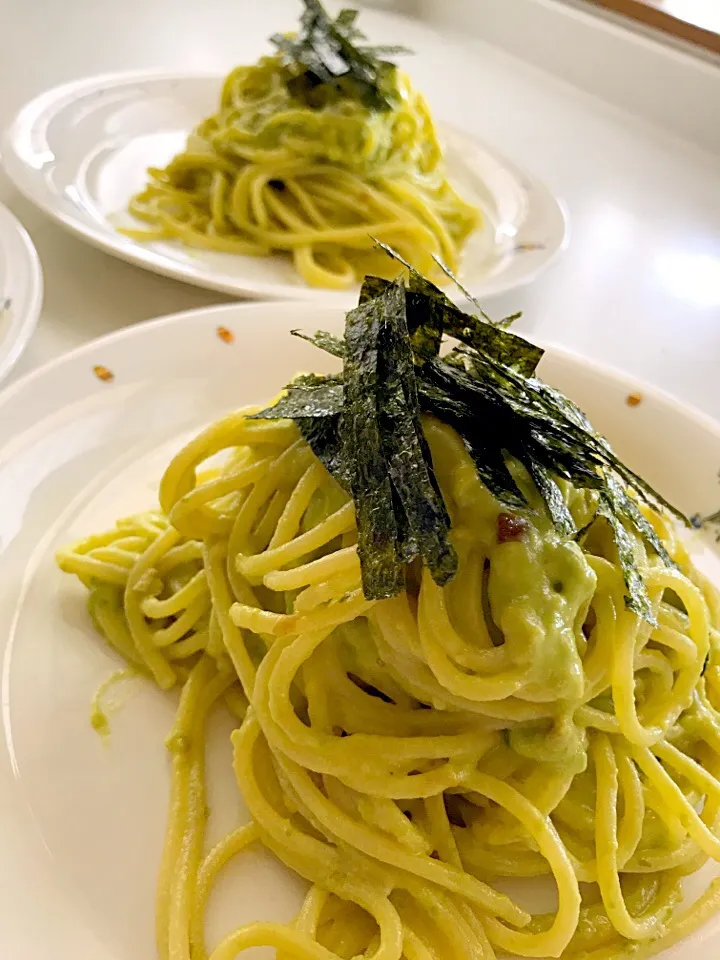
122,54,480,290
57,406,720,960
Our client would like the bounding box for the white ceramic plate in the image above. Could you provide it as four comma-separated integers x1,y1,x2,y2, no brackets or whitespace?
0,202,43,383
1,301,719,960
1,71,567,306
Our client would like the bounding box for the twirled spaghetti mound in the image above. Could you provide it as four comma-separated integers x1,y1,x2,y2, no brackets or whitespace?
58,409,720,960
122,3,480,289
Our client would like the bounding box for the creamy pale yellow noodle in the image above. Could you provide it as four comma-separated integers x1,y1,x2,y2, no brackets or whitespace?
122,57,480,289
57,408,720,960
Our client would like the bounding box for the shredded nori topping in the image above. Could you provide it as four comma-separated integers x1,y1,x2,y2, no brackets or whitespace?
253,248,689,620
270,1,411,111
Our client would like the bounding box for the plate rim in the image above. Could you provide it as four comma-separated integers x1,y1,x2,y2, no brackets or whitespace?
0,202,43,384
1,68,569,304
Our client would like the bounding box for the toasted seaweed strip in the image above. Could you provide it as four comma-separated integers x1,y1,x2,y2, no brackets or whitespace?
523,460,575,538
522,430,605,490
291,329,346,359
421,360,574,531
250,375,348,486
498,311,523,330
335,7,359,31
702,509,720,542
466,442,528,512
432,298,541,376
418,381,526,509
372,239,475,358
360,274,393,304
483,359,684,524
406,290,447,362
526,378,679,521
603,474,675,568
597,498,656,623
456,347,682,526
362,43,412,57
429,252,524,329
372,238,415,274
295,415,350,489
430,252,490,317
531,382,680,523
343,289,404,599
389,485,418,566
250,374,343,421
250,246,690,623
270,0,411,112
419,353,664,617
364,242,451,361
375,240,542,374
378,282,457,584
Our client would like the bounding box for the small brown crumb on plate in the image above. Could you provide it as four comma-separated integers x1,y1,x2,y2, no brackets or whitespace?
217,326,235,344
93,365,114,382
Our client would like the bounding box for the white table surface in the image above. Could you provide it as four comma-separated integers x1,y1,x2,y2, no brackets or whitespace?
1,0,719,416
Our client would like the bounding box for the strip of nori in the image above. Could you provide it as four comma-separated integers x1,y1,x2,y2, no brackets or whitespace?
603,473,675,568
597,497,656,623
374,240,542,374
406,289,446,362
291,329,346,359
418,381,526,509
249,245,690,623
423,359,573,532
250,375,347,487
418,354,666,614
523,459,575,537
378,282,457,584
446,350,681,527
295,414,350,489
250,374,343,420
360,275,393,304
342,289,404,599
430,252,493,319
270,0,411,112
483,359,684,523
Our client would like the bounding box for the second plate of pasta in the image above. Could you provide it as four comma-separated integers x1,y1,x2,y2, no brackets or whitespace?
2,69,567,304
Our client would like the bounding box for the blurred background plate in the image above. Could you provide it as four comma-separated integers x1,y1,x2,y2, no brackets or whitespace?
2,70,568,307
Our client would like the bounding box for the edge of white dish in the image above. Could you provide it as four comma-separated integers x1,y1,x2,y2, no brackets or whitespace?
0,203,43,384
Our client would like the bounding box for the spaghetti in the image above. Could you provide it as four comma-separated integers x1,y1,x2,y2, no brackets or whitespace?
58,409,720,960
122,7,480,290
